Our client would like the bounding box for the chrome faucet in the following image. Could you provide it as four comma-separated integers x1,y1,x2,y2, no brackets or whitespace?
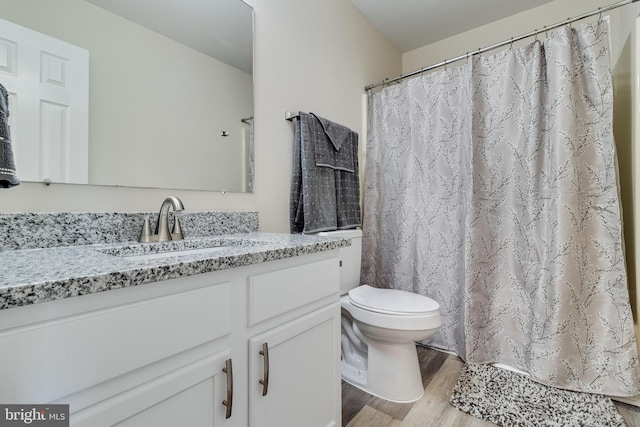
155,196,185,242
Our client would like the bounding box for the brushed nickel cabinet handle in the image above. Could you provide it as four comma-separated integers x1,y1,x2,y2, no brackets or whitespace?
222,358,233,419
259,342,270,396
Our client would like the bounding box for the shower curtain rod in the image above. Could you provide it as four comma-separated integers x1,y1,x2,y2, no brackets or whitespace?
364,0,639,92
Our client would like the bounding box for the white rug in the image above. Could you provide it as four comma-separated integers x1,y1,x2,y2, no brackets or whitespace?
450,364,626,427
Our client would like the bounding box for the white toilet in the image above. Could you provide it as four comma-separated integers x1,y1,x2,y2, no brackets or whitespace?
318,229,442,403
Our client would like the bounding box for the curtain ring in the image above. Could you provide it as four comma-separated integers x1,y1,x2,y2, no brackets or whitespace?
510,37,514,49
598,7,603,22
534,30,539,42
443,59,447,70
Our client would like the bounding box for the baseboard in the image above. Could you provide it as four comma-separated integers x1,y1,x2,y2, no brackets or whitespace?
612,395,640,408
419,343,457,356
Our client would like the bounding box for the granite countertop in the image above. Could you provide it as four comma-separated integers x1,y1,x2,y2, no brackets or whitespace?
0,232,350,310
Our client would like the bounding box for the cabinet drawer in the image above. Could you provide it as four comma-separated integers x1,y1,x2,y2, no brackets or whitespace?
0,282,231,404
248,259,339,326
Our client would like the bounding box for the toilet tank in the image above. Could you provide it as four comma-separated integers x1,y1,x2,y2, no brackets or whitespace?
317,229,362,295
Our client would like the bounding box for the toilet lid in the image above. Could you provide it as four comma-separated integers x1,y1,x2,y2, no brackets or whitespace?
348,285,439,315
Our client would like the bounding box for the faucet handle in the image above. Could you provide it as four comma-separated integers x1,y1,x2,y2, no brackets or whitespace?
171,216,183,240
131,214,154,243
171,211,196,240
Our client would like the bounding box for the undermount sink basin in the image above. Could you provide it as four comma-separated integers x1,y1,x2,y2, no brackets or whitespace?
120,246,233,261
94,237,267,261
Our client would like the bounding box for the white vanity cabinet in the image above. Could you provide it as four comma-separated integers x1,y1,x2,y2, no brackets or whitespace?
0,274,235,426
246,258,341,427
0,249,341,427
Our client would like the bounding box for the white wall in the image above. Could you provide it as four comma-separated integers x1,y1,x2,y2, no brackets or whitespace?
0,0,401,233
402,0,640,352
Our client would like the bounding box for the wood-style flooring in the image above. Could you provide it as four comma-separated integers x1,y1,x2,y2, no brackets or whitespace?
342,346,640,427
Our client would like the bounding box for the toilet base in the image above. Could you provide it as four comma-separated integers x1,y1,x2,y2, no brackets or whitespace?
341,359,368,389
341,340,425,403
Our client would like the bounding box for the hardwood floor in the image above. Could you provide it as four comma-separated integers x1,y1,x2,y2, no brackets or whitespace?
341,346,640,427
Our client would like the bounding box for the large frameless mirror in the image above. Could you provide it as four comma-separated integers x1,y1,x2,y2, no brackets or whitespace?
0,0,254,193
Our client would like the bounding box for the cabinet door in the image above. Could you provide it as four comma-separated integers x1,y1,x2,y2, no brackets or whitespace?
72,350,234,427
249,303,340,427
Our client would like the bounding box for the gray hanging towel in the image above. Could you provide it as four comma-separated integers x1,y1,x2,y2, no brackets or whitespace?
0,83,19,188
290,112,360,234
310,113,356,172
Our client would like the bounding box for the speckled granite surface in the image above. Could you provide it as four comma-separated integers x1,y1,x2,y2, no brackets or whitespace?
0,232,349,310
0,211,259,251
0,211,350,310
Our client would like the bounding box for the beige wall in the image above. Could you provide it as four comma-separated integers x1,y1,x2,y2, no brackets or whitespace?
402,0,640,73
242,0,400,231
402,0,640,336
0,0,401,233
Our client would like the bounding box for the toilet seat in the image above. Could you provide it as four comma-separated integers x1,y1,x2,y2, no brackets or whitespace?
341,296,441,331
348,285,439,315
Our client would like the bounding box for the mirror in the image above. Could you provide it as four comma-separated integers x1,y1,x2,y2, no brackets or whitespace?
0,0,254,193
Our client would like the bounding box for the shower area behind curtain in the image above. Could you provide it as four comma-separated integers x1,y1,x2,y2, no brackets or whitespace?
361,17,640,396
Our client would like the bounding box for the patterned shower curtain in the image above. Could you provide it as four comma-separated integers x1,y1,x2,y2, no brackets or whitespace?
362,17,640,396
